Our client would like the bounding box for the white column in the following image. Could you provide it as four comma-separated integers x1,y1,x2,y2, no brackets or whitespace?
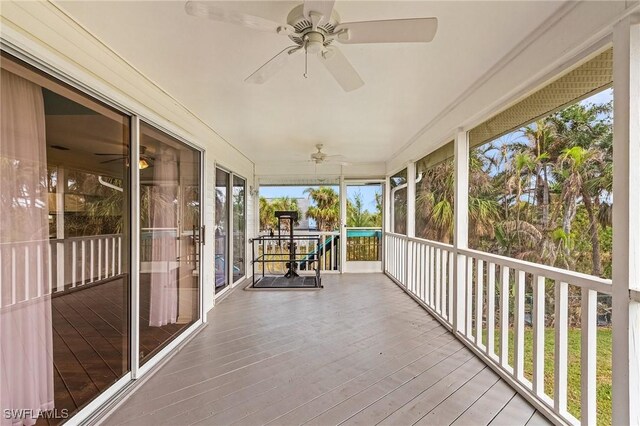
339,175,346,273
453,128,469,334
612,14,640,426
406,162,416,238
384,176,391,233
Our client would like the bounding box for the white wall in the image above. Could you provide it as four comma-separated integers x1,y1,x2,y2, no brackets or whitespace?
386,0,638,173
0,1,256,314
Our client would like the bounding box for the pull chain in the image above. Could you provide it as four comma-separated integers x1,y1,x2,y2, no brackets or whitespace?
304,44,308,79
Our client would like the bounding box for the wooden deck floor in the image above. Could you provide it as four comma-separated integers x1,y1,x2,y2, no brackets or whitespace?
47,275,190,423
103,274,549,426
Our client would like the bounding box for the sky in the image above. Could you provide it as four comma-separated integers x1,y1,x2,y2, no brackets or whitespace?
260,184,381,214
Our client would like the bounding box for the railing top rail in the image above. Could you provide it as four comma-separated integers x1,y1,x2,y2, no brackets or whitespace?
407,236,454,251
258,230,340,236
458,247,612,294
0,234,124,246
384,231,408,239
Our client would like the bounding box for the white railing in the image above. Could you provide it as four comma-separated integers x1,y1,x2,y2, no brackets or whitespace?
0,234,123,306
257,231,340,272
384,232,613,426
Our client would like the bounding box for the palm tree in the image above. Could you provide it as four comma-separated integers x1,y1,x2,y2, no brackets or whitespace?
347,191,375,227
259,196,300,231
305,186,339,231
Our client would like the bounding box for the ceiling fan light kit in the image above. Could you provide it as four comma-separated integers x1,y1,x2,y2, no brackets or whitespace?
185,0,437,92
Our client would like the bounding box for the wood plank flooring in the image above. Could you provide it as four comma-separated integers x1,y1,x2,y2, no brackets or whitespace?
45,274,192,424
102,274,550,426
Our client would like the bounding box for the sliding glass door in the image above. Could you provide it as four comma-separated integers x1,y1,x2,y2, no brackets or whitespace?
138,122,201,364
1,55,131,423
0,54,205,425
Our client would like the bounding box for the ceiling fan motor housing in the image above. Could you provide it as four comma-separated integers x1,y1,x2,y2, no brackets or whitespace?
286,5,340,47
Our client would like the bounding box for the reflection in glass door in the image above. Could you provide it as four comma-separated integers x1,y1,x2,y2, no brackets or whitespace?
1,55,131,423
139,122,201,364
232,175,246,283
215,168,229,292
341,181,384,273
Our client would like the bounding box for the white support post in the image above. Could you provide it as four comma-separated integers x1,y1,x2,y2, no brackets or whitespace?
612,15,640,426
453,129,469,334
406,162,416,238
384,176,391,234
339,175,346,273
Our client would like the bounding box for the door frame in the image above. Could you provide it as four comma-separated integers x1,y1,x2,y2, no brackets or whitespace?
340,178,385,273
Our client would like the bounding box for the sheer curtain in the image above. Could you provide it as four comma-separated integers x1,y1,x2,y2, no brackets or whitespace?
0,70,55,425
149,148,179,327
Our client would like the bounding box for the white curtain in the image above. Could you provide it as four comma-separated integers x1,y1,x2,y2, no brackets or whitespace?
0,70,55,425
149,149,179,327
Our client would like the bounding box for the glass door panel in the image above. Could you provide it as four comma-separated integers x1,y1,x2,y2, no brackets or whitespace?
215,168,229,292
341,181,384,273
232,175,246,283
139,122,201,364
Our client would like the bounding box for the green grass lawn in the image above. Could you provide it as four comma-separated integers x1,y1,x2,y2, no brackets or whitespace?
486,328,612,425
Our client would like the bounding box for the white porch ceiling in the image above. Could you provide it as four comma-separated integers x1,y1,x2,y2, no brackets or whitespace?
56,1,566,168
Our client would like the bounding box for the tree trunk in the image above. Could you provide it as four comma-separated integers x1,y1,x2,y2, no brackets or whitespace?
542,165,550,228
562,197,577,269
582,189,602,277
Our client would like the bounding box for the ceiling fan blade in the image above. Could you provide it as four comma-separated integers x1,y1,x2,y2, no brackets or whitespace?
100,157,125,164
303,0,335,28
245,46,301,84
318,47,364,92
94,153,125,156
185,1,295,35
335,18,438,44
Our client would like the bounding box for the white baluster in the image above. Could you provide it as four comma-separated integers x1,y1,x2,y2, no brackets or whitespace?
514,270,525,380
37,244,42,297
11,246,16,305
435,248,441,314
71,240,77,287
441,248,447,315
112,236,116,276
98,238,102,280
24,245,29,301
466,256,473,338
554,280,568,413
500,265,510,366
448,251,454,322
532,274,545,396
581,288,597,425
118,236,122,275
81,240,86,285
487,262,496,358
475,259,484,346
90,239,95,283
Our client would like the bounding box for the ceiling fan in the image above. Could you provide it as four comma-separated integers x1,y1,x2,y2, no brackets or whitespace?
94,146,154,169
310,144,348,164
185,0,438,92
